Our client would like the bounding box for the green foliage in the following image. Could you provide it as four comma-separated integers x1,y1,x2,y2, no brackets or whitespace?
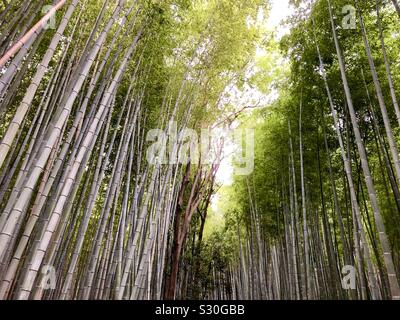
211,0,400,279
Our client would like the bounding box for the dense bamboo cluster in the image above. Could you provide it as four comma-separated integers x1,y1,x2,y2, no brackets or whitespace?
0,0,229,300
0,0,270,300
192,0,400,301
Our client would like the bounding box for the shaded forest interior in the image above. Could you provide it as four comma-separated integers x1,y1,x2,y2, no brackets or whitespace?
0,0,400,300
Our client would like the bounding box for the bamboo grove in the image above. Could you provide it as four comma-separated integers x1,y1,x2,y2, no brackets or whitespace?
197,0,400,300
0,0,265,299
1,0,400,301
